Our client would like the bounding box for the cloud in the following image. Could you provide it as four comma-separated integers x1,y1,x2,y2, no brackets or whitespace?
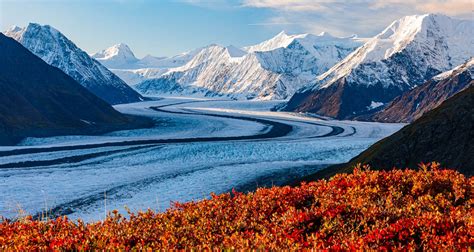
179,0,473,38
248,16,296,26
416,0,473,16
244,0,473,15
178,0,238,9
370,0,474,16
241,0,473,37
242,0,330,12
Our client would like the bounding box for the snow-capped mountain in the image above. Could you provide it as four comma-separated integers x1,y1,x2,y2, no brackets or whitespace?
92,43,139,69
283,14,474,119
370,58,473,122
4,23,144,105
135,31,363,100
244,31,299,53
0,33,135,144
92,44,201,85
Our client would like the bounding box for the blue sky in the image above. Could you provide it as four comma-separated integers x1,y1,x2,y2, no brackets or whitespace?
1,0,472,57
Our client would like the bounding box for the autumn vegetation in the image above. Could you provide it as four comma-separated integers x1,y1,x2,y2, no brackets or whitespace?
1,163,472,250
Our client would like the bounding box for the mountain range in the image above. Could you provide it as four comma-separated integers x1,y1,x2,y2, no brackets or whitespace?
92,43,201,85
91,14,473,116
0,33,149,145
96,31,363,100
4,23,144,105
283,14,474,119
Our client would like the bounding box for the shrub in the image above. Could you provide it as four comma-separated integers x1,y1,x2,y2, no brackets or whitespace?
1,163,472,250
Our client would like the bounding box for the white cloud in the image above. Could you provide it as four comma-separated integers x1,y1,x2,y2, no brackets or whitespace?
178,0,238,9
371,0,473,16
248,16,296,26
241,0,473,37
179,0,473,38
243,0,473,15
242,0,330,11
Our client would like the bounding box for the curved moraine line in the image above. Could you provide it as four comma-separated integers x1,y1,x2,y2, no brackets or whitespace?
1,100,351,219
0,101,345,159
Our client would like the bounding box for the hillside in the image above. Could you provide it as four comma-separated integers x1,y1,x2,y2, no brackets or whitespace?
4,24,144,105
0,33,150,145
369,58,473,122
1,165,471,250
323,86,474,177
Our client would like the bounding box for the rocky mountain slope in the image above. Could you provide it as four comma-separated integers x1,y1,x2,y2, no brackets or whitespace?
0,33,147,145
135,31,363,100
283,14,474,119
4,24,144,105
325,86,474,177
370,58,473,122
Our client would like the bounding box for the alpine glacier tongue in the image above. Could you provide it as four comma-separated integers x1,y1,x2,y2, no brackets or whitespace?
4,23,144,105
135,31,363,100
283,14,474,119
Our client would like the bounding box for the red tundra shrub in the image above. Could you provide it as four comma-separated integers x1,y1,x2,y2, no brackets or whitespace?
1,163,473,250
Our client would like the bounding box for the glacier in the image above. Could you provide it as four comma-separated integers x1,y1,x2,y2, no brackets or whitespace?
0,97,402,222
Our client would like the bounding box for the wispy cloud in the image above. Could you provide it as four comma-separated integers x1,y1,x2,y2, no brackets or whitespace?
370,0,473,16
248,22,296,26
243,0,474,16
242,0,330,12
248,16,295,26
177,0,238,9
240,0,473,37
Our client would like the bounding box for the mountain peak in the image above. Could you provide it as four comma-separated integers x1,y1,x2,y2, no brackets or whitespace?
318,31,333,37
225,45,246,57
92,43,138,68
25,23,60,35
93,43,136,59
6,25,23,33
286,13,473,119
276,30,288,37
114,43,132,50
4,22,143,104
244,31,300,53
315,13,473,88
4,25,26,41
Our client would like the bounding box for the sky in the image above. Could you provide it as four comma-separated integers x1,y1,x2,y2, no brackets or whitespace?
1,0,472,57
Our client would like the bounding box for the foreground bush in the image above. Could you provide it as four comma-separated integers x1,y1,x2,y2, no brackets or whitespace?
1,163,473,250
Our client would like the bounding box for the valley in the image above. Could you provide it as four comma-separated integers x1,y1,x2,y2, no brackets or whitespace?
0,97,402,221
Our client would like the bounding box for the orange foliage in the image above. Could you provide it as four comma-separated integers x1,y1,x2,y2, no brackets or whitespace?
1,163,473,250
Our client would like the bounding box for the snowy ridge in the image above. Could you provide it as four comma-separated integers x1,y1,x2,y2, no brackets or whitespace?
244,31,303,52
136,32,362,100
311,14,474,90
433,57,474,81
4,23,143,104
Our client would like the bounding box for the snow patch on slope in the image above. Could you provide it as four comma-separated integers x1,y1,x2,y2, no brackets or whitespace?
433,57,474,81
